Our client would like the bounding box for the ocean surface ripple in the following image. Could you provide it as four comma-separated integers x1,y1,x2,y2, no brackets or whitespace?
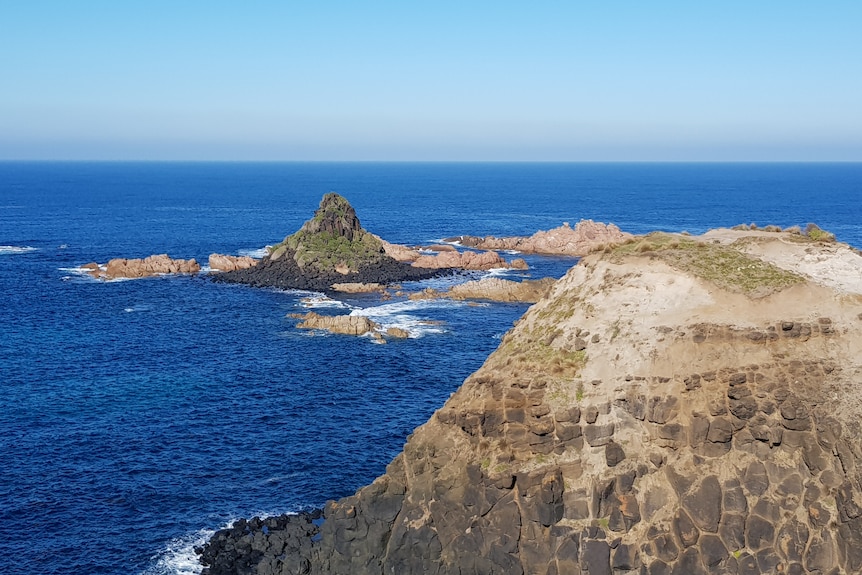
1,162,859,575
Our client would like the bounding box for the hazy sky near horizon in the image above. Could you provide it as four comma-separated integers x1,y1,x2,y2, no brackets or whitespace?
1,1,860,161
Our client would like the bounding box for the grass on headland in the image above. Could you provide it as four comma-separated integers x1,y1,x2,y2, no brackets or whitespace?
730,222,836,242
606,232,804,296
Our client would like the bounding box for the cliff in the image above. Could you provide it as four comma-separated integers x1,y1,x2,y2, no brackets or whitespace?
200,229,862,575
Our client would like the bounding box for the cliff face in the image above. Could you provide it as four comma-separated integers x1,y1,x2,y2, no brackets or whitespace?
201,230,862,575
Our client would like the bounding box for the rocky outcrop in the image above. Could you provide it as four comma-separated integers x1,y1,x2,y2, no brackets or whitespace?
410,249,509,270
213,194,441,291
85,254,200,279
200,230,862,575
386,327,410,339
410,277,557,303
378,238,423,262
289,312,379,336
378,236,516,270
208,254,258,272
446,219,631,256
330,282,385,293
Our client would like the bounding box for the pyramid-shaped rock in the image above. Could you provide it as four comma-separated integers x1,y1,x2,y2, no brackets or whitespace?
213,193,439,291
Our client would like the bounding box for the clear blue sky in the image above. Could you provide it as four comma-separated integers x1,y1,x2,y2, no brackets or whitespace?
1,1,860,161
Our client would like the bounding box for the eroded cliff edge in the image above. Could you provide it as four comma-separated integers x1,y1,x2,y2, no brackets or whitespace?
201,229,862,575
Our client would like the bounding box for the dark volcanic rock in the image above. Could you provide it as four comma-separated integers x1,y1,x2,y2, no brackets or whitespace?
212,193,443,291
197,511,321,575
214,249,440,292
198,231,862,575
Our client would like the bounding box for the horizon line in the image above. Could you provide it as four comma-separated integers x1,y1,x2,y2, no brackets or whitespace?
2,159,861,165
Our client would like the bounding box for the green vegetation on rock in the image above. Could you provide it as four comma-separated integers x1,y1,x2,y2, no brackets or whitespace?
608,232,804,296
269,193,386,272
805,223,836,242
288,229,383,270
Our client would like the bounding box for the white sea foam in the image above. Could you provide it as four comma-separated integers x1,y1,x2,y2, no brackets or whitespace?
143,510,294,575
349,299,469,337
57,266,102,283
350,298,464,318
297,293,353,310
0,245,38,255
238,246,269,258
485,267,511,277
262,472,301,485
430,238,463,247
142,527,214,575
58,266,100,274
408,273,482,292
56,265,158,283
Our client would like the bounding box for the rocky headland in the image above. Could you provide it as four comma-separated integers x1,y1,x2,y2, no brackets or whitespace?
200,227,862,575
212,193,441,291
82,254,200,280
445,219,631,256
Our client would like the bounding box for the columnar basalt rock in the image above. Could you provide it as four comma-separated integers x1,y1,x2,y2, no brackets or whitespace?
200,230,862,575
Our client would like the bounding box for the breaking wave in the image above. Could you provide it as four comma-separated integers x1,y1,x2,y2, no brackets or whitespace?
0,245,38,255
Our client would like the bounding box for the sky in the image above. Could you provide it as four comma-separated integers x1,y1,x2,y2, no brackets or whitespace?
1,1,860,161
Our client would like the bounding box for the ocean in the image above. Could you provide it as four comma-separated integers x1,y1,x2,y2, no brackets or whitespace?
1,162,860,575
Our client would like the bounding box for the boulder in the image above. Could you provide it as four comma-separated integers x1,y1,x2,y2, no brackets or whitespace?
411,249,508,270
289,312,378,336
208,253,258,272
386,327,410,339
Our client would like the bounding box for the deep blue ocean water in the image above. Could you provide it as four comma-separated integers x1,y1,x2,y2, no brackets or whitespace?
1,162,860,575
